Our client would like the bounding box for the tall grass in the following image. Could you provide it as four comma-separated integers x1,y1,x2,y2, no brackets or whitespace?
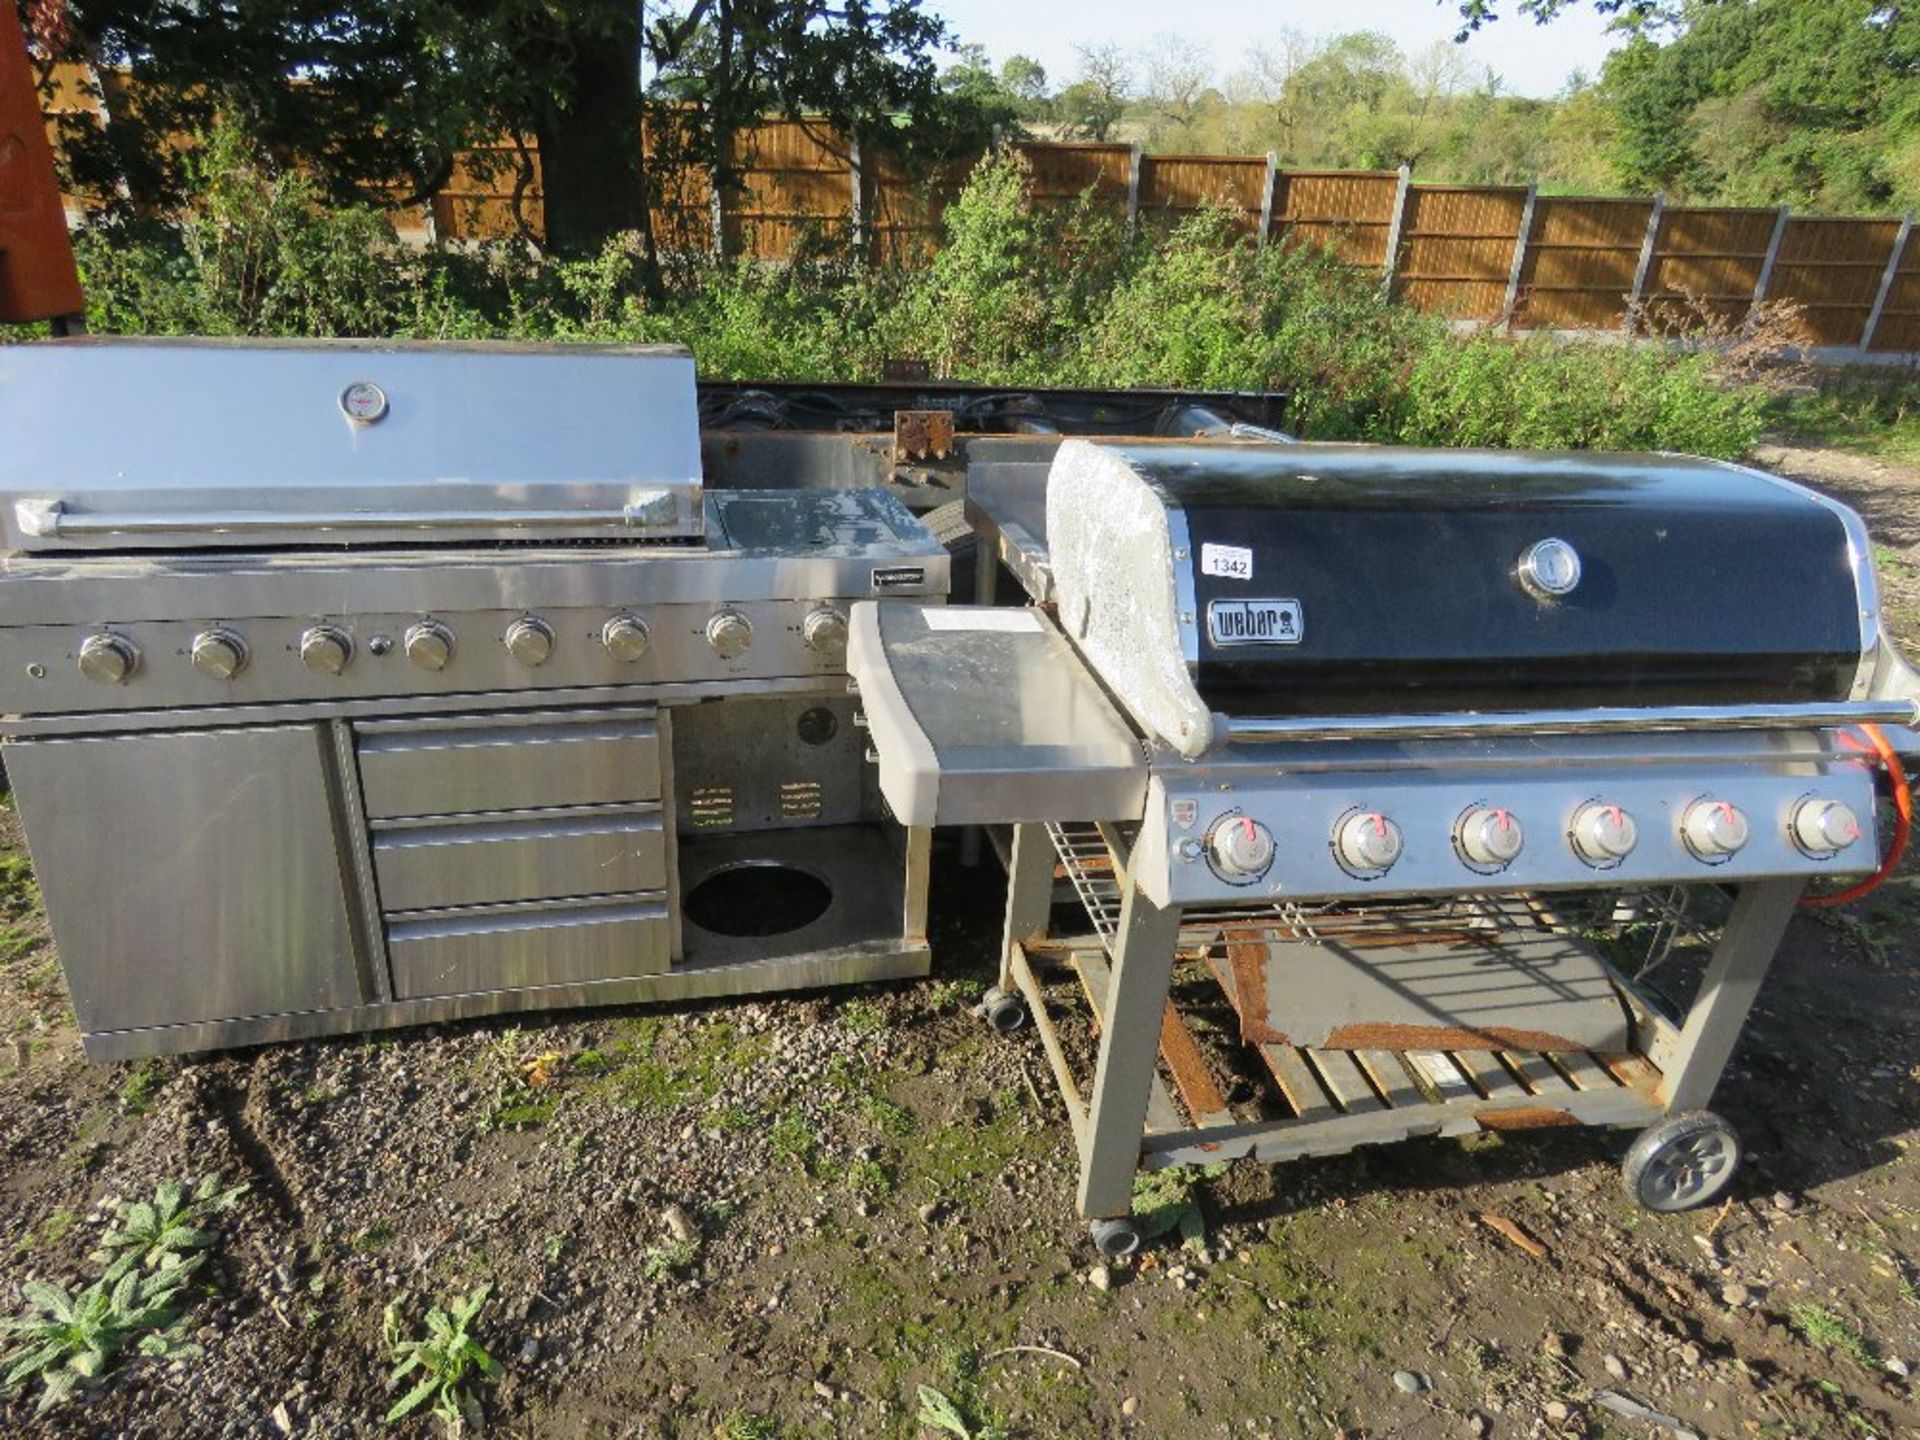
67,141,1765,458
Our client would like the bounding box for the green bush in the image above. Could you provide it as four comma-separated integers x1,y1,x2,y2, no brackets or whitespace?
64,132,1766,459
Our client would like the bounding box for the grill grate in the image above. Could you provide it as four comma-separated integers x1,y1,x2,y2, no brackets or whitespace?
1045,822,1718,978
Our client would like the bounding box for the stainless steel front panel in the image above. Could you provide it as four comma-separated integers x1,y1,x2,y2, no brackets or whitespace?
672,693,874,834
356,708,661,818
1137,740,1883,908
3,725,367,1032
386,893,670,999
0,600,904,718
371,803,667,911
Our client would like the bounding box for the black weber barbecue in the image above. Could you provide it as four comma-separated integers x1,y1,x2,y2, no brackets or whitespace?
848,437,1920,1253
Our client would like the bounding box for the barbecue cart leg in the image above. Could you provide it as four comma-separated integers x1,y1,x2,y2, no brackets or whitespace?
1657,877,1803,1113
981,823,1055,1030
1077,880,1182,1226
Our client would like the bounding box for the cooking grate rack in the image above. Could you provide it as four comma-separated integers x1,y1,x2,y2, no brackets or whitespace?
1044,823,1720,986
1013,825,1701,1172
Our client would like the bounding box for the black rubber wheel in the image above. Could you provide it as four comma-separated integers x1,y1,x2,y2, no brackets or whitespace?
977,985,1028,1033
1622,1110,1742,1213
1089,1218,1141,1260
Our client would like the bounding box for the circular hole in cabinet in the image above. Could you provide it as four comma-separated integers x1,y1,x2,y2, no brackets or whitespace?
796,706,838,746
684,861,833,938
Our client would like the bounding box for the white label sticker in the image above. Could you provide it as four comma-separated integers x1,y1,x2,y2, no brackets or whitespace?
1200,543,1253,581
922,607,1045,634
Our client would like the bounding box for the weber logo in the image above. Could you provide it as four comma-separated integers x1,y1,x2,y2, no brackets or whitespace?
871,566,927,591
1207,599,1304,646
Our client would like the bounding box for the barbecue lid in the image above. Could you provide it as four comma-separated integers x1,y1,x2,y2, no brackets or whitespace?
0,339,704,551
1047,441,1874,756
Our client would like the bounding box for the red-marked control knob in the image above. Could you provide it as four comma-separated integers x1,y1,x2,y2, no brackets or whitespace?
1789,798,1862,858
1682,799,1749,861
1570,802,1639,867
1457,806,1525,869
1334,811,1403,875
1208,816,1275,880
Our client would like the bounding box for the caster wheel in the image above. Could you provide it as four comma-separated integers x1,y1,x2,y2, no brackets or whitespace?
1089,1217,1142,1260
1623,1110,1742,1213
977,986,1028,1033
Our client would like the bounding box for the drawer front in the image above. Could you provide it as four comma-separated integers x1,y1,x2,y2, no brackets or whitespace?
386,894,669,999
373,804,666,912
357,708,659,819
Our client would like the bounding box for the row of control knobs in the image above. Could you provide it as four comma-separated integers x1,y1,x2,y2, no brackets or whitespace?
73,608,851,682
1207,796,1863,880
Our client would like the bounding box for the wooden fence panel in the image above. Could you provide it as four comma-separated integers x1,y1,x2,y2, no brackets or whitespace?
1015,142,1132,211
1513,197,1654,330
1770,216,1901,346
1395,185,1527,320
1868,226,1920,352
1137,154,1267,234
724,119,851,259
864,151,960,266
1270,170,1401,267
32,65,1920,353
429,140,537,242
1641,206,1776,329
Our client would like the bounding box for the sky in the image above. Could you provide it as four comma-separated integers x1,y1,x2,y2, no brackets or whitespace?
926,0,1626,100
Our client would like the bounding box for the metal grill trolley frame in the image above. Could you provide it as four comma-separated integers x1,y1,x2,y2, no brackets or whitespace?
1000,821,1795,1237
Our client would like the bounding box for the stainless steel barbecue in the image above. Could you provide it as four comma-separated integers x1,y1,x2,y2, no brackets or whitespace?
847,438,1920,1252
0,339,946,1060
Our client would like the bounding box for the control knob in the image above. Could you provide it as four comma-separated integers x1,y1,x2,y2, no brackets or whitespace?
1570,802,1638,867
1334,810,1403,876
404,620,455,672
1208,815,1275,880
1789,798,1862,858
1681,799,1749,861
707,610,753,660
601,615,651,664
299,625,353,675
504,616,554,667
77,632,139,685
1457,806,1524,870
802,607,849,659
190,628,249,680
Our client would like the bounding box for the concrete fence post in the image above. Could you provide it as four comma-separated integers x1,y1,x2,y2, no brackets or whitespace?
1862,212,1913,354
1502,185,1537,331
1751,205,1791,307
1257,153,1278,248
1381,162,1413,296
1624,192,1665,333
1126,143,1143,239
848,133,866,262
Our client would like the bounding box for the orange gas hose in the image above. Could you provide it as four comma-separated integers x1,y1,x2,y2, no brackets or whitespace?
1800,724,1912,908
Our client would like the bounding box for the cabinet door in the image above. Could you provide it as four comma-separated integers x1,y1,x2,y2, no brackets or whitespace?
7,725,367,1035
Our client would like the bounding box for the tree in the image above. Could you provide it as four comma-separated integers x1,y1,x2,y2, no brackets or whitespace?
1595,1,1920,210
999,53,1052,123
1445,0,1676,34
1059,41,1131,140
34,0,969,259
1138,33,1212,145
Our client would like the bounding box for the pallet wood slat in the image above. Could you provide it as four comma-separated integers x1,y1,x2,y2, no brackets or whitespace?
1262,1045,1338,1121
1308,1049,1386,1113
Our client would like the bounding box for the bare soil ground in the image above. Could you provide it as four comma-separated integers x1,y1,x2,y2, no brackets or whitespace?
3,445,1920,1439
